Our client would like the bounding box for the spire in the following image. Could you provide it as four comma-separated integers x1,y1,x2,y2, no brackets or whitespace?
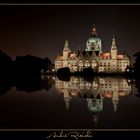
111,36,117,50
113,100,118,112
91,24,97,37
63,90,72,111
64,39,68,49
92,114,98,125
64,95,71,111
112,91,119,112
63,39,71,52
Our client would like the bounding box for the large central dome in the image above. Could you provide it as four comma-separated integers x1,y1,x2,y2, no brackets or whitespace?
86,25,102,53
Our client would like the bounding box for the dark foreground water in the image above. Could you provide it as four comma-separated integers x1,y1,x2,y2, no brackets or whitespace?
0,76,139,129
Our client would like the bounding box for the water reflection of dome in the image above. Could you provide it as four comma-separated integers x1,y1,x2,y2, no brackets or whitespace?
87,98,103,113
87,97,103,125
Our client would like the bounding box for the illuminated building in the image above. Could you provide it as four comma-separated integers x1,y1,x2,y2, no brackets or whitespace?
55,25,131,73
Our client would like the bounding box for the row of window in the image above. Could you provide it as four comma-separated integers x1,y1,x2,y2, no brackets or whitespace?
117,65,127,68
100,57,111,60
55,64,128,71
118,61,129,64
100,68,116,71
100,62,111,65
56,61,129,65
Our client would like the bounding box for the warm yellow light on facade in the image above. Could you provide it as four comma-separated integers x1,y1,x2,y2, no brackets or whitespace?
118,55,124,59
118,92,127,96
104,53,110,56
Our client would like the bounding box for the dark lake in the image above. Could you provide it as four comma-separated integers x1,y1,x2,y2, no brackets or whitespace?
0,76,140,129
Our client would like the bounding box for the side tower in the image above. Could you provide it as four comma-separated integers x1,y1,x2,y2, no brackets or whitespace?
63,40,71,59
110,37,117,60
63,40,71,67
110,37,118,72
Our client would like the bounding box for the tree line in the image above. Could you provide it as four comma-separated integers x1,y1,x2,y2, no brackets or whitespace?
0,50,53,79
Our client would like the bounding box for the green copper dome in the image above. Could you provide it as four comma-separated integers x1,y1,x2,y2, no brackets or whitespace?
86,25,102,53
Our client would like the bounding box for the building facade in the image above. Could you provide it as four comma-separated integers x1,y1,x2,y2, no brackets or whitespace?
55,25,131,73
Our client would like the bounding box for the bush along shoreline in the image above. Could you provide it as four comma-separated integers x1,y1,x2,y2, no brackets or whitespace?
55,67,134,78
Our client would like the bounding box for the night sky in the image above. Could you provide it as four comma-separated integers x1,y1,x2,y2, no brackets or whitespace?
0,5,140,63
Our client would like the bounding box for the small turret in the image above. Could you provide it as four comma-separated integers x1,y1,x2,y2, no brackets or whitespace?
63,40,70,51
111,37,117,50
91,24,97,37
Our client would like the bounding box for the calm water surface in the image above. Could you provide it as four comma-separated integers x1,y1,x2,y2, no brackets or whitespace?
0,76,139,129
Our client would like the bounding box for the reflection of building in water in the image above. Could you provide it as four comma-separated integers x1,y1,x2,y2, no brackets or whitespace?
55,76,132,112
99,77,132,112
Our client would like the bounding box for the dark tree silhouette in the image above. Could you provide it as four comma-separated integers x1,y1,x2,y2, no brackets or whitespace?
14,55,53,79
57,67,70,76
0,50,13,78
83,67,94,76
57,67,70,81
133,52,140,79
43,57,53,71
0,50,54,95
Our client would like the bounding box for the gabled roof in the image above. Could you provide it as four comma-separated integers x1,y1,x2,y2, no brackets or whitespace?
85,51,91,59
77,51,84,59
91,51,98,59
77,51,99,59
